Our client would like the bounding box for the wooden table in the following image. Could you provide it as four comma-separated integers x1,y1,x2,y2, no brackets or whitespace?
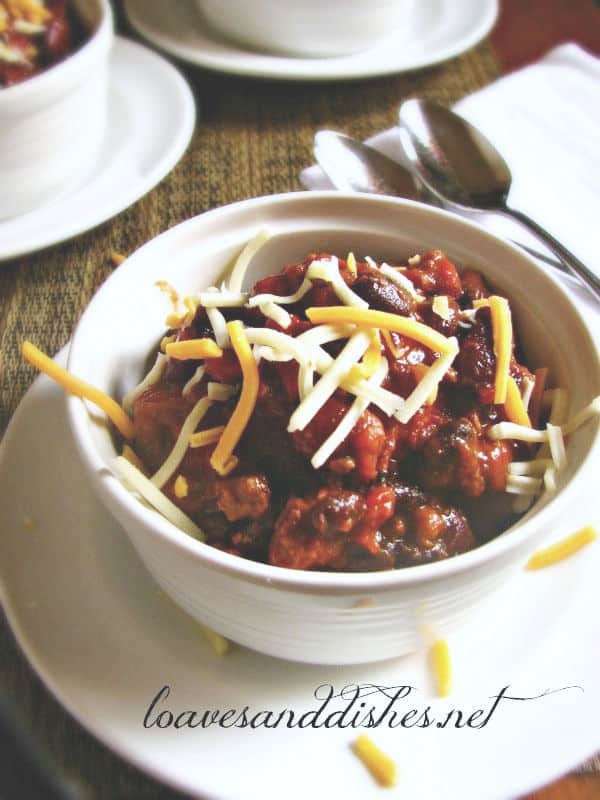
1,1,598,797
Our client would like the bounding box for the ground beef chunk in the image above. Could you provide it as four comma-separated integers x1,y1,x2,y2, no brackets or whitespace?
270,482,474,571
404,250,462,298
383,481,475,566
420,417,510,496
215,474,271,522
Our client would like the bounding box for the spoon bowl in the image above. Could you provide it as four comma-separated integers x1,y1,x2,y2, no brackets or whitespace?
398,99,600,296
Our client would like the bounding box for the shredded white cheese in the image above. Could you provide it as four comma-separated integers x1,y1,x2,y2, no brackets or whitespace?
151,397,213,488
182,365,206,397
248,278,313,308
227,229,271,292
311,359,388,469
122,353,167,413
114,456,204,540
288,330,372,433
306,257,368,309
207,382,238,401
259,301,292,329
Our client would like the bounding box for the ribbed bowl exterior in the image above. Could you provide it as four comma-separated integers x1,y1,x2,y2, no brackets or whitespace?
126,522,516,664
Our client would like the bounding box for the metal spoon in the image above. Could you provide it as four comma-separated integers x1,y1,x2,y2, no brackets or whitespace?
313,130,564,271
398,99,600,296
314,130,421,200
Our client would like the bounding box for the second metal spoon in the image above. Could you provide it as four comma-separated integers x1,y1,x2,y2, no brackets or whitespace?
397,99,600,297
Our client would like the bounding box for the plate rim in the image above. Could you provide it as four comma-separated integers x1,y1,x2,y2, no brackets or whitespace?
0,356,599,800
0,36,196,263
123,0,499,82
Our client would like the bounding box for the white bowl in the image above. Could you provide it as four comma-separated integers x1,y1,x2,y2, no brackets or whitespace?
195,0,415,57
66,193,600,665
0,0,113,220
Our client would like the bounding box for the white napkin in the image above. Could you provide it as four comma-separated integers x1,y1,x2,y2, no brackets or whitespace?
300,44,600,297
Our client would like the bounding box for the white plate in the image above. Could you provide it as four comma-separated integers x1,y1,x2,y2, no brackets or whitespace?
123,0,498,82
0,347,598,800
0,38,195,262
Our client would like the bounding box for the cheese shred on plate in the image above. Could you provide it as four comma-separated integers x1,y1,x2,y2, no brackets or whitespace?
351,735,397,788
526,525,597,570
21,341,135,440
429,639,452,697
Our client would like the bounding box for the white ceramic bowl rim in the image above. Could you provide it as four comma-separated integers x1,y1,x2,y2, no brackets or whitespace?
67,192,600,594
0,0,112,103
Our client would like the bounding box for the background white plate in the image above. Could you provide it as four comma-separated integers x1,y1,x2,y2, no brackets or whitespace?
0,38,195,262
0,348,598,800
124,0,498,82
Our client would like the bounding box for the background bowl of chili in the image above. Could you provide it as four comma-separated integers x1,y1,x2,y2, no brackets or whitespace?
0,0,113,219
65,192,600,665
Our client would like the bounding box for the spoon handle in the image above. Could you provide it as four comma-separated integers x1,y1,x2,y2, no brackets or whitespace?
505,206,600,297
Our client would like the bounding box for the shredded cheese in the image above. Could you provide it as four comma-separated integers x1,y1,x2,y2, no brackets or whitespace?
351,735,397,788
111,251,126,266
488,422,548,443
210,322,258,476
227,229,271,292
207,382,238,401
182,365,206,397
113,456,204,540
432,295,451,321
311,359,388,469
305,306,456,355
189,425,225,448
151,397,213,489
166,339,223,360
504,376,532,427
306,257,368,308
155,280,179,310
122,444,147,473
378,262,425,302
429,639,452,697
259,301,292,329
199,624,230,656
174,475,189,499
346,251,357,277
198,290,247,307
288,330,372,433
526,525,597,570
395,342,458,424
21,341,134,439
122,353,167,413
248,278,313,308
488,296,512,404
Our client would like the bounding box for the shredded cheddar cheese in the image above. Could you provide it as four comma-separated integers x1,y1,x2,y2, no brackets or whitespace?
429,639,452,697
154,280,179,309
174,475,189,499
111,251,126,266
505,376,532,427
489,296,512,404
210,321,258,476
347,251,357,277
21,341,135,440
166,339,223,360
305,306,456,355
352,735,397,788
526,525,597,570
199,624,230,656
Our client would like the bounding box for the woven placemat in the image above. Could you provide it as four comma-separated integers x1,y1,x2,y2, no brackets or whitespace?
0,22,597,796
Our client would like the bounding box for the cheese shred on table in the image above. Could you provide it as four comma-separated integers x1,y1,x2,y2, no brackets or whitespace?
352,734,397,788
526,525,597,570
21,341,135,440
